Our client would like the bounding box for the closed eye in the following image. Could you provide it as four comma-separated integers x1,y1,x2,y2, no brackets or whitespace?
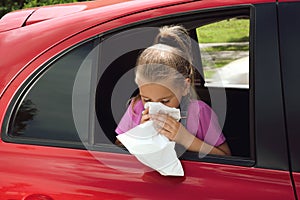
160,99,170,104
143,98,151,102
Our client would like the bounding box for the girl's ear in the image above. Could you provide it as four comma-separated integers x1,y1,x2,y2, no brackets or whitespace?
182,78,191,96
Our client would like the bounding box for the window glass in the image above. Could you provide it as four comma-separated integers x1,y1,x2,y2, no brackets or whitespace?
196,17,250,88
9,40,96,143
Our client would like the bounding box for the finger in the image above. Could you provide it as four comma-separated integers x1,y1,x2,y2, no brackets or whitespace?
144,114,151,120
140,114,150,124
152,119,165,132
153,118,177,134
141,108,149,115
154,117,181,137
153,113,178,123
158,128,177,141
150,114,168,124
151,114,178,130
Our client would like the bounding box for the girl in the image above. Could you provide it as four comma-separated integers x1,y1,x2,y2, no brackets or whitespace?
115,25,231,156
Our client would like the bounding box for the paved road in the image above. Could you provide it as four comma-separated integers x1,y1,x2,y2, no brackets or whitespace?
199,42,249,88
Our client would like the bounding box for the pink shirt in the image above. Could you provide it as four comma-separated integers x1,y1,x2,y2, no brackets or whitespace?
115,99,226,146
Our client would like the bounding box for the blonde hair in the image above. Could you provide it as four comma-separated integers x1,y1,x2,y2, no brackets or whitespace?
135,25,196,98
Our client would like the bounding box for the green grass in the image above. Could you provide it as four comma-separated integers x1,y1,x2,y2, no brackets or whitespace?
197,18,250,80
214,59,235,68
203,44,249,52
203,58,235,69
203,70,215,79
197,18,249,43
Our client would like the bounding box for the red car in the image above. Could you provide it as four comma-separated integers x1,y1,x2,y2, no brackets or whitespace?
0,0,299,199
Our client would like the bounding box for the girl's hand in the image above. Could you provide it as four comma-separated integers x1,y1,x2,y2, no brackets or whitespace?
150,113,186,144
140,108,150,124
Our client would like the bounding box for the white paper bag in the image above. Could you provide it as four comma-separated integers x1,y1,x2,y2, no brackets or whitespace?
117,102,184,176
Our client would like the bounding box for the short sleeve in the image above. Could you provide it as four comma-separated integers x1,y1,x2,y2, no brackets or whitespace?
187,100,226,147
115,99,144,134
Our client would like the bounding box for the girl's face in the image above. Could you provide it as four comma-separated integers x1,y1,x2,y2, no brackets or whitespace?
139,82,185,108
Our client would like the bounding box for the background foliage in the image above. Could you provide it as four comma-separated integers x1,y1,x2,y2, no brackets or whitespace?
1,0,88,18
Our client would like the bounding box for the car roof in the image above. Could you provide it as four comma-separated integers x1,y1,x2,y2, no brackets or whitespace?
0,0,190,32
0,0,274,97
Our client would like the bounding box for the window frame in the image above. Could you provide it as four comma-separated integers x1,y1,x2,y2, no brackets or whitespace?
278,1,300,172
252,3,289,170
93,6,255,167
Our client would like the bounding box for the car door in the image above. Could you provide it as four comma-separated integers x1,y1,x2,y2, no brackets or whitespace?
94,2,295,199
277,0,300,199
0,1,296,199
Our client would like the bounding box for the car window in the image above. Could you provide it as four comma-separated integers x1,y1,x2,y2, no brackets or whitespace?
7,39,98,145
95,9,253,164
194,16,251,158
196,17,250,89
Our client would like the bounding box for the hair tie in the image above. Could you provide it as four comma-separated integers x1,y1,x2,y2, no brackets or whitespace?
158,37,181,51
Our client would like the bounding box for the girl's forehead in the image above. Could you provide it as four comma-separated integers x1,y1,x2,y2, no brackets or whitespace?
140,83,171,91
136,78,175,88
139,82,180,98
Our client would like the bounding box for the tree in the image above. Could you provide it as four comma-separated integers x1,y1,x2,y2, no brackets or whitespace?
1,0,24,18
1,0,87,18
23,0,78,9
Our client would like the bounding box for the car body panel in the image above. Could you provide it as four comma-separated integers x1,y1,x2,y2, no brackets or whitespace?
294,174,300,198
24,0,134,26
0,142,294,199
0,9,36,32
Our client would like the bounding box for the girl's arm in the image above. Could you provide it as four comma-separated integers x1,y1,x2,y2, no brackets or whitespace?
151,114,231,156
177,126,231,155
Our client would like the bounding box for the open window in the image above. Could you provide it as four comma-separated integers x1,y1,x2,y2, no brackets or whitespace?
95,8,252,162
197,17,249,89
194,16,251,158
